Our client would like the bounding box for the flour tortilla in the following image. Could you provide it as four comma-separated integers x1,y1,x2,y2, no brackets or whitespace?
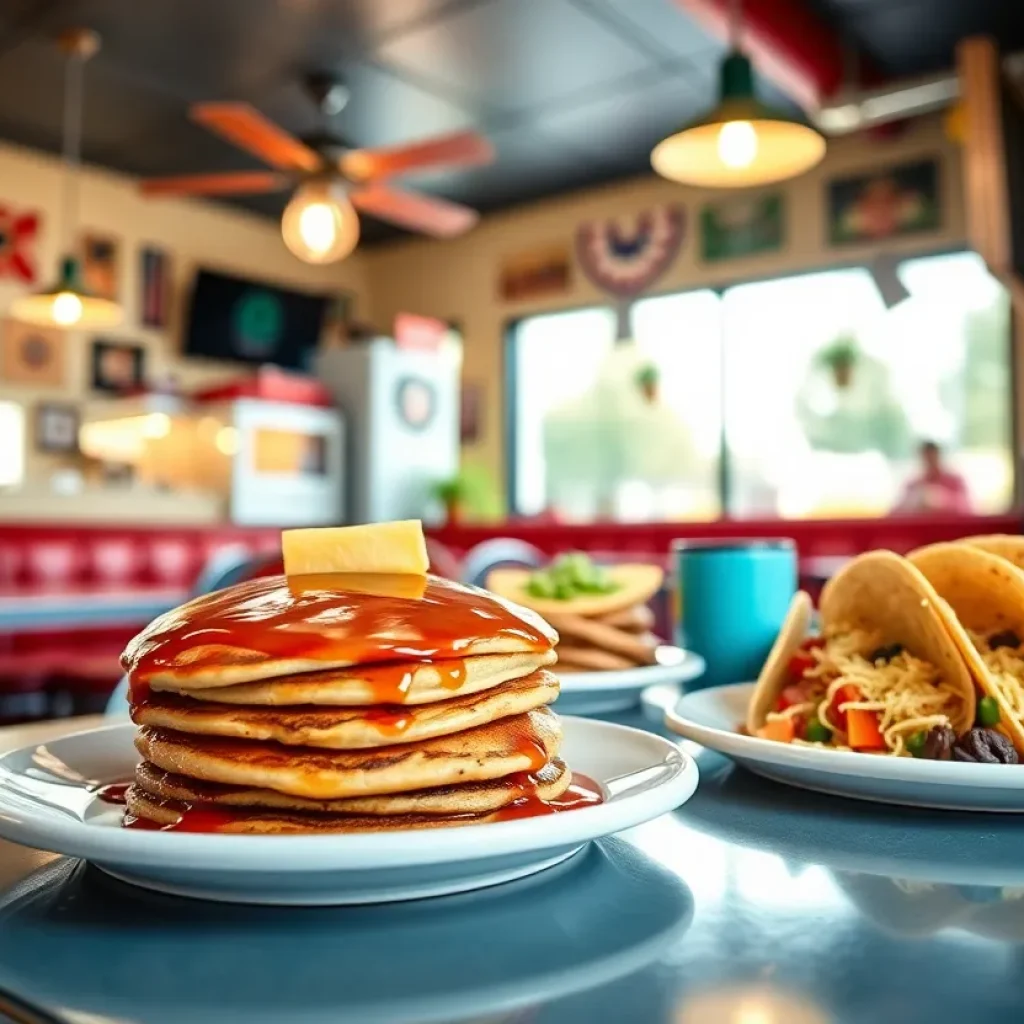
746,551,976,737
745,591,814,734
960,534,1024,573
486,564,664,619
908,542,1024,754
132,670,559,749
819,550,975,734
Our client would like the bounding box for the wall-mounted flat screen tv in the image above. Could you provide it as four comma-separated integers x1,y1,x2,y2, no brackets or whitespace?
184,269,330,370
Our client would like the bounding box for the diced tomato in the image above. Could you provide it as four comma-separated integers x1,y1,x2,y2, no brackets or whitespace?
756,717,796,743
777,684,810,711
824,684,862,731
786,638,825,680
847,708,886,750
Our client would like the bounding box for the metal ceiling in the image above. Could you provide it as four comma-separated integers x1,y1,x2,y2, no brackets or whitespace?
0,0,1018,246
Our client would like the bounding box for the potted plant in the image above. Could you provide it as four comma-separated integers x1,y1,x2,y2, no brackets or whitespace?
819,334,859,389
430,465,500,525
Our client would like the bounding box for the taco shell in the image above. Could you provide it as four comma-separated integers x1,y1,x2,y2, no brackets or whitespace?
745,591,813,734
486,563,663,619
908,542,1024,754
819,550,975,734
960,534,1024,574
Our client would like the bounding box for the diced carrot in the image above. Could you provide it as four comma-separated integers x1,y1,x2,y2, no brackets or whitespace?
756,718,796,743
826,683,862,730
847,708,886,750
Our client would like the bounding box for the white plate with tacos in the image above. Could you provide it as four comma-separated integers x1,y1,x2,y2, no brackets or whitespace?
488,554,704,712
666,549,1024,812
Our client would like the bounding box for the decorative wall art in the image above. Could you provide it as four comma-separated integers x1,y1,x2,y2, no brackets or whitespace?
0,205,40,283
0,319,66,387
90,339,146,394
80,232,121,300
460,379,483,445
827,159,940,246
576,205,685,298
700,194,784,262
498,243,572,302
140,246,171,327
35,401,80,454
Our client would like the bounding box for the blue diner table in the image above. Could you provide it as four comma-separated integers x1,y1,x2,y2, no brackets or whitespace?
0,706,1020,1024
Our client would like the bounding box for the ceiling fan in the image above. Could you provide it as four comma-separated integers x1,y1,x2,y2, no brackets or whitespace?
139,74,495,263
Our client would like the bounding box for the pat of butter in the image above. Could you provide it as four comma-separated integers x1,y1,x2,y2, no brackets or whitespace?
282,521,429,577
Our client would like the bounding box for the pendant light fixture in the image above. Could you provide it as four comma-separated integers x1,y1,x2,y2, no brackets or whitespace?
11,29,121,328
651,0,826,188
281,178,361,264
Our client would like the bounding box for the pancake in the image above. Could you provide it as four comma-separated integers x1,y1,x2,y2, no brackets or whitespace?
135,707,562,799
134,757,571,815
131,670,560,749
123,574,557,690
124,786,513,833
152,650,556,706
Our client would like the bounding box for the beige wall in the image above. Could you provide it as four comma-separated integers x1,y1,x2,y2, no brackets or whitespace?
0,139,367,504
363,115,965,505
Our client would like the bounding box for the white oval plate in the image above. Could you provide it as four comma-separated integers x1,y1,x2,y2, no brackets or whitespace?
0,717,698,905
665,681,1024,812
557,647,705,715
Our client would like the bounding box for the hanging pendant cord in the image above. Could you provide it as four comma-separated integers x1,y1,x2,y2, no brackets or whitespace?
58,47,83,259
727,0,742,49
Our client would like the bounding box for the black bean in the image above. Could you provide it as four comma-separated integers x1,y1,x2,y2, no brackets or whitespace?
921,725,957,761
952,728,1018,764
869,643,904,662
988,630,1021,650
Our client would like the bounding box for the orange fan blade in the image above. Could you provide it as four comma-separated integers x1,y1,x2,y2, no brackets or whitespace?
350,186,479,237
140,171,291,197
191,102,323,173
341,130,494,182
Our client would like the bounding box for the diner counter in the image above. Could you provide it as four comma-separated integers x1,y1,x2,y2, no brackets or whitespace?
0,709,1018,1023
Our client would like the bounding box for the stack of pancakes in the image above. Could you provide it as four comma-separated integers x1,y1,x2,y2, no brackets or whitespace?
487,564,665,674
120,574,570,833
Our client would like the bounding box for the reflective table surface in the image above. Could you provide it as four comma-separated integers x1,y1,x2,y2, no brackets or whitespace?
0,707,1021,1024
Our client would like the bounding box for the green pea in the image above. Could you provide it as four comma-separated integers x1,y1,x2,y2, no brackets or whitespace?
804,718,831,743
906,731,928,757
978,696,1001,728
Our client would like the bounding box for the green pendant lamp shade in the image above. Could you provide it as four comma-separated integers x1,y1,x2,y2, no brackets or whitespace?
652,51,826,188
12,255,121,327
9,29,122,329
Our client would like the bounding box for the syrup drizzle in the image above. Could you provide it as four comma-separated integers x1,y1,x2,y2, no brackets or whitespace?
123,575,552,683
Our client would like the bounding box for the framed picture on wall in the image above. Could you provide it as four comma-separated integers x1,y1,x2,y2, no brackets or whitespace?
700,194,784,262
35,401,80,454
140,245,172,328
80,232,121,301
0,319,66,387
827,159,941,245
90,339,146,394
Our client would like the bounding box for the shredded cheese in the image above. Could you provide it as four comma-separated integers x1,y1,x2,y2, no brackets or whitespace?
970,630,1024,719
764,626,965,756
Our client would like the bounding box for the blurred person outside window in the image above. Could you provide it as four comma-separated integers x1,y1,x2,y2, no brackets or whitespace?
893,440,971,515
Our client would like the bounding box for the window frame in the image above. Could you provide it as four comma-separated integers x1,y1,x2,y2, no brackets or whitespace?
504,245,1019,519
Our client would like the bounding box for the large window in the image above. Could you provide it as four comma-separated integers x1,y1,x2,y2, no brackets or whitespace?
509,251,1013,520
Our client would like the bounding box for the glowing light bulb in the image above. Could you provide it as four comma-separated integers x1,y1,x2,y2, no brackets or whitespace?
282,181,360,264
143,413,171,439
215,426,239,456
51,290,83,326
298,202,338,255
717,120,759,169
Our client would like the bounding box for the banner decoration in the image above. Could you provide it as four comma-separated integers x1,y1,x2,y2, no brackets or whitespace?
0,205,40,283
575,205,685,298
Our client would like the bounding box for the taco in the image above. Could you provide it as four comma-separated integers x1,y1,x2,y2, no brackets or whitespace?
746,551,975,757
908,541,1024,756
960,534,1024,574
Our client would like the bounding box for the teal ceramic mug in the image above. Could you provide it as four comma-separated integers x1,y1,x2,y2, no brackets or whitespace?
671,539,797,690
